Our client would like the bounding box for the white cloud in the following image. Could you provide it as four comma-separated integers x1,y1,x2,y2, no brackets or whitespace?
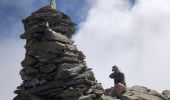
0,39,25,100
74,0,170,91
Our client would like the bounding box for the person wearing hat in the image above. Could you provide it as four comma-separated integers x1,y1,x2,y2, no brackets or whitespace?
109,65,126,98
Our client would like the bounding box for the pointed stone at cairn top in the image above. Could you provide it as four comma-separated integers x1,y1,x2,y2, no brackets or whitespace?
50,0,56,9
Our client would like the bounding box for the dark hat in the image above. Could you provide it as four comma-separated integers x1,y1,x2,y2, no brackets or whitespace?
112,65,119,71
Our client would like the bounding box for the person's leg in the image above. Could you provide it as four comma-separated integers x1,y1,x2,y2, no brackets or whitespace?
121,84,126,94
116,84,121,98
110,86,117,97
116,83,126,98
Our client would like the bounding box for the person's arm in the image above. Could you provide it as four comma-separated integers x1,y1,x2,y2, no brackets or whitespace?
109,73,115,79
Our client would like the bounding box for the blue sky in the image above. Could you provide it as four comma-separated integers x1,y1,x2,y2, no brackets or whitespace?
0,0,135,39
0,0,91,39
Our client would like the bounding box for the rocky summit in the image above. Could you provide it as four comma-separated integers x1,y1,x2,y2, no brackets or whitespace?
13,4,170,100
104,86,170,100
13,6,104,100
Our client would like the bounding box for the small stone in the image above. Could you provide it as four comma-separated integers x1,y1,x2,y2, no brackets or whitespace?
35,53,57,62
50,56,79,64
79,95,93,100
43,29,74,44
21,56,37,66
77,51,86,61
28,95,46,100
65,44,77,52
20,72,34,81
162,90,170,99
29,41,66,56
74,70,95,81
23,79,39,88
56,64,86,79
39,64,56,73
39,79,47,85
61,63,84,69
24,66,38,75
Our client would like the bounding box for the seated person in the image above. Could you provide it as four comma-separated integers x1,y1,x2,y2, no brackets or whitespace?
109,65,126,98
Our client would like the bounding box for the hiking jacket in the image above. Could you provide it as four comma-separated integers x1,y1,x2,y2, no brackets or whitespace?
109,71,126,86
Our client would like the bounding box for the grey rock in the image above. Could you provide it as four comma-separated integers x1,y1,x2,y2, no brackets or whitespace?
93,83,104,95
24,66,38,75
29,41,66,55
60,63,84,69
49,55,79,64
39,79,47,85
28,95,45,100
105,86,168,100
20,70,34,81
79,95,93,100
102,95,119,100
123,86,167,100
43,29,74,44
23,79,89,95
103,86,169,100
74,70,95,81
79,94,97,100
23,79,40,88
21,56,37,66
56,63,86,79
77,51,86,61
162,90,170,100
65,44,77,52
20,22,49,40
86,83,104,96
50,88,83,97
38,87,65,96
13,95,28,100
39,64,56,73
35,62,45,68
63,51,79,58
50,0,56,9
60,56,79,63
35,53,57,62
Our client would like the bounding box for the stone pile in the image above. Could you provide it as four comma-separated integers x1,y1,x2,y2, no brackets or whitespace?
14,7,103,100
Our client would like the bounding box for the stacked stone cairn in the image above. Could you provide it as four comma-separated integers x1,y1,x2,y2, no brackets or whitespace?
13,7,104,100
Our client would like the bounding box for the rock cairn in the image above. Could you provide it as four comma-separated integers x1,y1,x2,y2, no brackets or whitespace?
14,7,104,100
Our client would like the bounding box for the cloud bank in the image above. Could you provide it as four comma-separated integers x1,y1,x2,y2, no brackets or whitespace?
74,0,170,91
0,39,25,100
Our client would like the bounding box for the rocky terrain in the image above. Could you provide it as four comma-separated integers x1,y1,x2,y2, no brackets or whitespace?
13,3,170,100
104,86,170,100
